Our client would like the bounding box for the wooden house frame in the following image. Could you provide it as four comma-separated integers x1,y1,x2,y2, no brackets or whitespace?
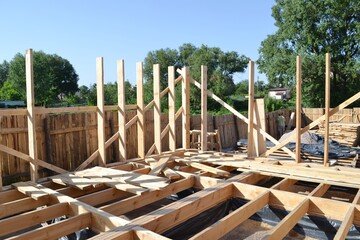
0,49,360,239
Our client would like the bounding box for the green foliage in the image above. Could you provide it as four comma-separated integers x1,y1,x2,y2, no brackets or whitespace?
85,81,137,106
143,43,250,114
258,0,360,107
0,60,9,87
264,96,294,112
0,51,79,106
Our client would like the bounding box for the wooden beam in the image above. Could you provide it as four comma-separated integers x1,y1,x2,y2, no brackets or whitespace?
0,143,67,174
118,59,126,162
0,196,49,219
137,62,145,159
254,99,266,156
201,65,208,152
96,57,106,166
309,183,330,197
271,178,297,191
0,202,68,237
296,56,302,163
168,66,176,152
154,64,161,154
334,206,354,240
266,198,309,239
25,49,38,181
174,158,230,177
247,61,255,157
190,191,270,240
100,177,194,216
125,115,138,130
324,53,331,166
10,212,91,240
182,67,191,149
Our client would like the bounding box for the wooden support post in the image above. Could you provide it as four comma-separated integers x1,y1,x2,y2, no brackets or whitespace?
137,62,145,158
324,53,331,166
153,64,161,154
168,66,176,152
117,59,126,162
96,57,106,166
201,65,208,152
26,49,38,181
296,56,302,163
182,67,190,149
247,61,255,157
254,99,266,156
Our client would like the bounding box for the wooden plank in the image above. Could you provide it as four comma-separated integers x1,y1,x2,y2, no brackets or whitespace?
201,65,208,151
182,67,191,149
125,115,138,130
296,56,302,163
175,158,230,177
100,177,194,216
266,198,309,239
149,156,171,176
0,196,49,219
50,173,95,190
25,49,38,181
154,64,162,154
118,59,127,162
0,202,68,237
9,212,91,240
137,62,145,158
133,227,172,240
0,142,67,174
324,53,331,166
13,181,49,200
263,91,360,157
96,57,106,166
190,191,270,240
247,61,255,157
254,99,266,155
163,167,181,180
334,206,354,240
168,66,176,151
271,178,297,191
309,183,330,197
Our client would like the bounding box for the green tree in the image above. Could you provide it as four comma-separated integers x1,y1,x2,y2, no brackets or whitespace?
258,0,360,107
0,51,79,106
143,44,249,113
0,60,9,87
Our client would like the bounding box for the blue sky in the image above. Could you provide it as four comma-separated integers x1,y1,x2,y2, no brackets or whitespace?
0,1,277,87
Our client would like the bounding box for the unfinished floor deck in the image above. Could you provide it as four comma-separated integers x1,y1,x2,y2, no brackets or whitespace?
1,150,360,240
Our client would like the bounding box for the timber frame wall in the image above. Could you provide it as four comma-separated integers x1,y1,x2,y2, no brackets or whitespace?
1,49,360,239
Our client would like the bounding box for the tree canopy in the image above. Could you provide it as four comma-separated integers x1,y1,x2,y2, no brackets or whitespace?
258,0,360,107
143,43,249,113
0,51,79,106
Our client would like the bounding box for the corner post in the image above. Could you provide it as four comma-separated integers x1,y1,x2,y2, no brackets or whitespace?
137,62,145,158
154,64,161,154
168,66,176,151
247,61,255,157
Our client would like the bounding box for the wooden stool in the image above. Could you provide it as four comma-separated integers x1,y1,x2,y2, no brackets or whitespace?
190,129,222,151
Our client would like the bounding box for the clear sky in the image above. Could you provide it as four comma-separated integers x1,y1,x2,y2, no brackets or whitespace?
0,0,277,87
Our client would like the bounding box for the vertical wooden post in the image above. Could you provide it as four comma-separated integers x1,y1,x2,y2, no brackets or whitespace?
117,59,126,162
324,53,331,166
168,66,176,152
137,62,145,159
26,49,38,181
254,99,266,156
247,61,255,158
182,67,190,149
296,56,302,163
153,64,161,154
96,57,106,166
201,65,208,152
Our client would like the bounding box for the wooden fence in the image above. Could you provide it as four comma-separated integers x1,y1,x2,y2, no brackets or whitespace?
4,107,358,182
